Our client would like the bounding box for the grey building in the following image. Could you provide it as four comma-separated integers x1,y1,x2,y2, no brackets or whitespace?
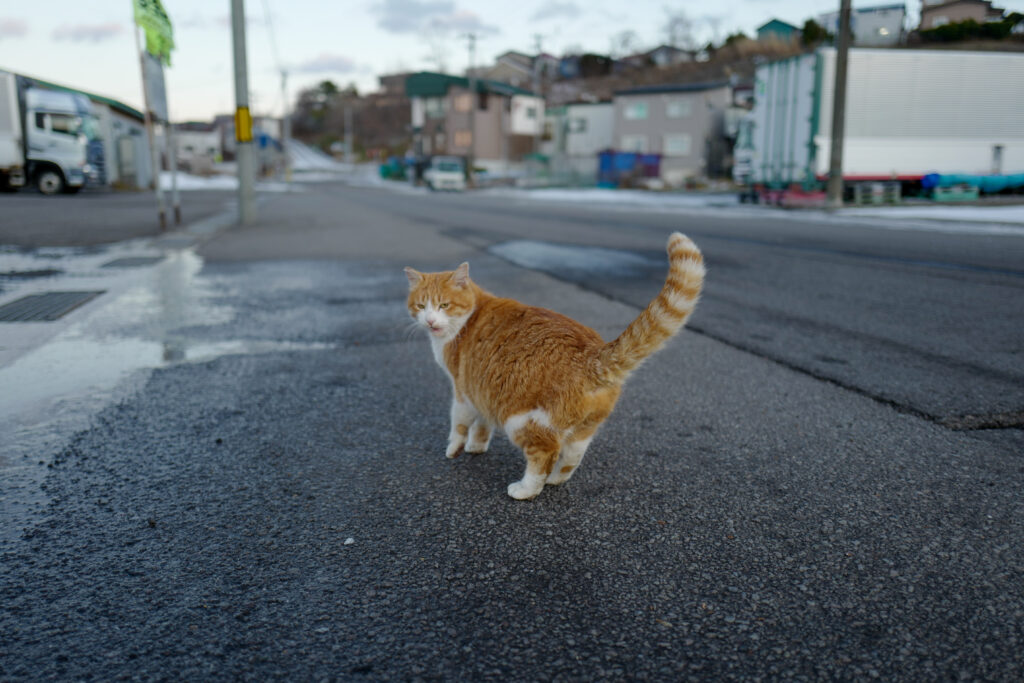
820,3,907,46
613,81,731,186
542,101,615,182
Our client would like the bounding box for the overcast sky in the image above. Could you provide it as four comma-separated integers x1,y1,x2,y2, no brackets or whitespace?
1,0,1022,122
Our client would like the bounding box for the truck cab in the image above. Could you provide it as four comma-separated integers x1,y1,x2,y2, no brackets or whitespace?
25,87,103,194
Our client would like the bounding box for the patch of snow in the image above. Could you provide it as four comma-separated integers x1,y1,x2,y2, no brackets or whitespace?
158,171,303,193
839,204,1024,225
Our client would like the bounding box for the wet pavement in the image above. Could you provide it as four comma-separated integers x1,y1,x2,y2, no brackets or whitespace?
1,182,1022,680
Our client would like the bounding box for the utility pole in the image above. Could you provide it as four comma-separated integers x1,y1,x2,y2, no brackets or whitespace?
826,0,852,210
133,22,166,231
532,33,544,157
166,120,181,223
231,0,256,225
464,32,477,183
344,105,354,164
281,70,292,189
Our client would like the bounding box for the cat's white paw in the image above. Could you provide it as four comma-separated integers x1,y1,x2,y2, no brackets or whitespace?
507,478,544,500
464,441,490,454
445,440,464,459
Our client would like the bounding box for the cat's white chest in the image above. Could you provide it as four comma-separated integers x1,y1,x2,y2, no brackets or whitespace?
430,336,453,380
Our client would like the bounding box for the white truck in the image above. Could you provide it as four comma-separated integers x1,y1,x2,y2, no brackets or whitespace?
734,47,1024,202
0,69,104,194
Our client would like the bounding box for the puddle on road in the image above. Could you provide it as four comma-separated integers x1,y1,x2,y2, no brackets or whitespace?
489,240,660,279
0,249,333,544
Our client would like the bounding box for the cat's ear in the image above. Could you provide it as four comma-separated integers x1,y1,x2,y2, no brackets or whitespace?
404,267,423,289
452,262,470,288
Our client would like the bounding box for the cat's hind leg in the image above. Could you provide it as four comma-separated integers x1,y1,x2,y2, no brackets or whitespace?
446,397,479,459
547,433,595,486
505,412,561,500
464,420,494,454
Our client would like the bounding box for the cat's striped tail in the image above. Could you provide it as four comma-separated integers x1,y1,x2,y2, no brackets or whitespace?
598,232,704,383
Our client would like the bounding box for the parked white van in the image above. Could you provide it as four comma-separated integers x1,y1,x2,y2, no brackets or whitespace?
424,155,466,191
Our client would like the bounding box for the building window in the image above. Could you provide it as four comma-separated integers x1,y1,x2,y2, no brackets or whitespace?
424,97,446,119
624,102,648,120
620,134,648,152
666,100,692,118
454,94,473,112
454,130,472,148
663,134,692,156
931,15,949,27
569,117,587,133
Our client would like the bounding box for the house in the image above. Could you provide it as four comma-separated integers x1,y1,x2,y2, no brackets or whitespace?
919,0,1006,29
209,114,283,175
542,101,615,182
88,96,150,189
613,81,732,186
617,45,693,71
171,121,221,174
819,3,907,46
405,71,543,176
481,51,533,88
756,19,801,42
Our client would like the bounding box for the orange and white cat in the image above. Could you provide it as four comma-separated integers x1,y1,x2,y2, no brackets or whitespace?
405,232,704,500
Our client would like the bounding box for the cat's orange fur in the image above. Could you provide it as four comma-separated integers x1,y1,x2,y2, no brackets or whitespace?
405,232,704,500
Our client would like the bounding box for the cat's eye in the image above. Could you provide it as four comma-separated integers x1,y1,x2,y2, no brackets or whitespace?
439,302,450,309
416,303,425,310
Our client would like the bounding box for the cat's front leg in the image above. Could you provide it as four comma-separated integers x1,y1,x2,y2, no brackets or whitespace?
445,398,478,459
464,420,494,454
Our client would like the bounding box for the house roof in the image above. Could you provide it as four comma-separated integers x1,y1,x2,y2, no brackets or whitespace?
614,80,730,96
405,71,536,98
17,73,144,121
921,0,1001,10
757,19,800,32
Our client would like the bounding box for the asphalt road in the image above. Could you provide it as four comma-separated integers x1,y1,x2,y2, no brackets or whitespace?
1,182,1022,680
0,187,234,247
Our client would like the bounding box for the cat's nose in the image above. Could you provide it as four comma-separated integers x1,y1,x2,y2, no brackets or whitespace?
426,315,439,326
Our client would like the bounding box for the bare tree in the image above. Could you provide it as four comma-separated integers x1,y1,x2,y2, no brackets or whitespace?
663,8,699,52
609,29,640,58
422,25,451,73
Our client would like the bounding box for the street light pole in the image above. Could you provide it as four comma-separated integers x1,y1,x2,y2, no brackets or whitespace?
826,0,852,210
231,0,256,225
464,32,477,184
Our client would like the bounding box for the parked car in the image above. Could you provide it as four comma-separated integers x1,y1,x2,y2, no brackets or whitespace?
424,155,466,191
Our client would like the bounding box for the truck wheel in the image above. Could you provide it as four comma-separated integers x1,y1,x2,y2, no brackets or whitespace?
36,169,65,195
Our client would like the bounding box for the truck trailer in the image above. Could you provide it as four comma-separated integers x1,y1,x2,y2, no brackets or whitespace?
734,47,1024,203
0,69,104,194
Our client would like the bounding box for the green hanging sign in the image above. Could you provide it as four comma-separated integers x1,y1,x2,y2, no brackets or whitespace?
133,0,175,66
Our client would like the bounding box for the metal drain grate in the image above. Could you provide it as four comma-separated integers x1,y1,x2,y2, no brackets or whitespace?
0,291,105,322
101,256,164,268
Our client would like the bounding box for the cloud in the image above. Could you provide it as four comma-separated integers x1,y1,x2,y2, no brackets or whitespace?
530,2,581,23
428,9,499,35
291,53,362,74
52,22,124,43
374,0,453,33
373,0,497,35
0,18,28,38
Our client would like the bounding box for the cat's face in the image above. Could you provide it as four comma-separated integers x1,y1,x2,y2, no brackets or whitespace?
404,262,476,340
